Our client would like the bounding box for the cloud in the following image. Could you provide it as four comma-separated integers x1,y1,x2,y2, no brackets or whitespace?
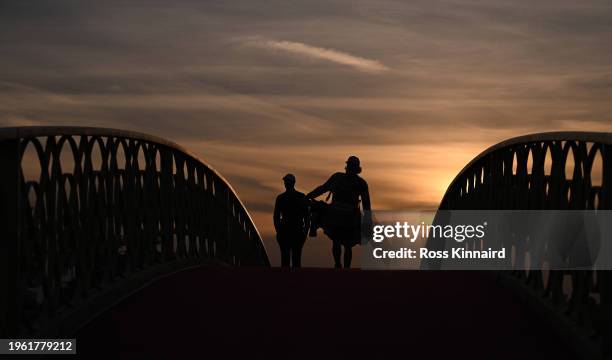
3,0,612,266
251,39,390,73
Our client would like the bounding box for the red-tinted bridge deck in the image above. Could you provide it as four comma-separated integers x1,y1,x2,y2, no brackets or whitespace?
75,267,575,359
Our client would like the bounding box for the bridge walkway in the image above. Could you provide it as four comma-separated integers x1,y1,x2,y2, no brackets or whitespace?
75,266,575,359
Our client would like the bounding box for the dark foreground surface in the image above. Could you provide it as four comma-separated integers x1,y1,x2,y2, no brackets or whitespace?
73,267,576,359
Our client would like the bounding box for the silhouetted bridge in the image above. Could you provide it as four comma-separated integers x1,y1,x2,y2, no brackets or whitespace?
0,127,611,359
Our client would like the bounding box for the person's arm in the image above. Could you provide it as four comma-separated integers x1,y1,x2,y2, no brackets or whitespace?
273,196,281,232
306,174,337,199
301,196,310,236
361,182,373,241
361,182,371,211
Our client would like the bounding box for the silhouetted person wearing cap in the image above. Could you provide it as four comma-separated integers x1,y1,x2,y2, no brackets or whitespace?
307,156,371,268
274,174,309,268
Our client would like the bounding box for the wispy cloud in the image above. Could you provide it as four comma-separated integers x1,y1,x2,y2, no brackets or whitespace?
3,0,612,266
251,39,390,73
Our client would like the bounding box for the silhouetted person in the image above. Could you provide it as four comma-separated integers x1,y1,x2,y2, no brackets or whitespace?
274,174,309,268
307,156,371,268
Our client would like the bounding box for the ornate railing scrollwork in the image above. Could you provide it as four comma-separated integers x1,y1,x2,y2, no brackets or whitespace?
436,131,612,359
0,126,269,338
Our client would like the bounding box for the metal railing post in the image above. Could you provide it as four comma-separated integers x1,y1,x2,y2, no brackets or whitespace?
0,139,20,336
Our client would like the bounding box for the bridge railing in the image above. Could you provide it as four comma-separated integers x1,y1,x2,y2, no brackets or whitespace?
0,126,269,338
434,132,612,359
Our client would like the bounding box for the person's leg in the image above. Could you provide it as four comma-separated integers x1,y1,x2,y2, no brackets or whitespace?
278,237,290,268
292,236,305,268
343,245,352,268
332,241,342,268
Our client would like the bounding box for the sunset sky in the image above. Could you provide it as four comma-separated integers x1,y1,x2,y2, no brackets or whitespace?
2,0,612,266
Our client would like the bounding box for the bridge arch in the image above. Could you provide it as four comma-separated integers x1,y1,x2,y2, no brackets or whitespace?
435,131,612,359
0,126,269,338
